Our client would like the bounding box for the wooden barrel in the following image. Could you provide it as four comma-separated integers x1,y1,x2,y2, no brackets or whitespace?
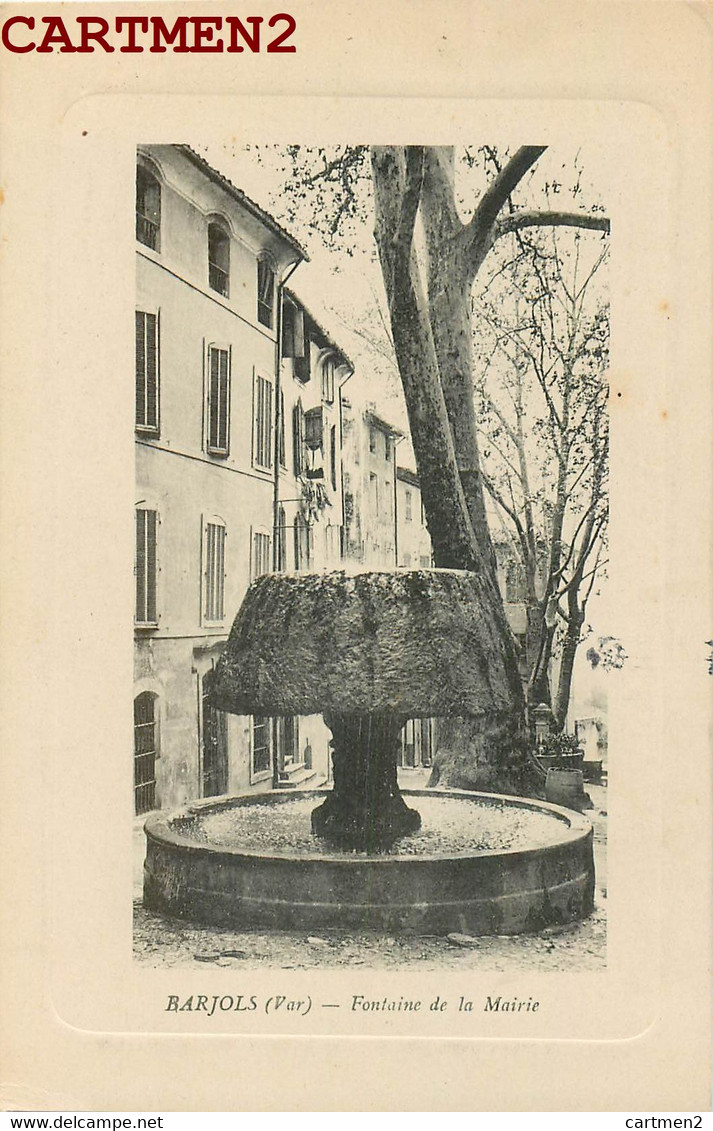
546,767,584,810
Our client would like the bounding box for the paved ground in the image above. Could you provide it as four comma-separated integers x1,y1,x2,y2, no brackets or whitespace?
133,780,607,972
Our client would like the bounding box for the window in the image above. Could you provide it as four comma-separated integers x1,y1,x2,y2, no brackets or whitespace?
294,513,312,570
253,373,274,470
405,490,413,522
252,716,272,776
206,345,231,456
385,436,391,461
201,669,228,796
134,692,158,814
370,472,379,517
282,300,305,358
203,519,226,623
276,506,287,572
135,311,159,435
321,356,335,403
135,507,158,625
330,425,337,491
369,427,377,454
136,164,160,250
292,401,305,477
257,257,275,328
208,221,230,297
253,530,271,578
384,480,392,516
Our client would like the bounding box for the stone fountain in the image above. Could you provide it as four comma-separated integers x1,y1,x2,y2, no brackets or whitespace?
143,570,595,934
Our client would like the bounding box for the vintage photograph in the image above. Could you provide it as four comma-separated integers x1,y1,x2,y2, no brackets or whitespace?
132,141,614,972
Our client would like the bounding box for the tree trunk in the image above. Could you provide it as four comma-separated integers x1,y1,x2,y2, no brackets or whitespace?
371,146,533,797
526,602,551,706
311,712,421,851
554,612,584,730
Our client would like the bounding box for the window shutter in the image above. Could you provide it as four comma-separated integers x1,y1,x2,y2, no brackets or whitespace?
202,338,207,451
146,313,157,430
282,300,295,357
135,312,145,426
293,308,305,358
292,402,303,477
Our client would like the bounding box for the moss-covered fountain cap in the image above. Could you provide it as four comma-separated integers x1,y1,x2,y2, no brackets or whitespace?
211,568,518,718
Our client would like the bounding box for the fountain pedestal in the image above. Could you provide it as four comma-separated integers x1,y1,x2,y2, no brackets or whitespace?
311,712,421,851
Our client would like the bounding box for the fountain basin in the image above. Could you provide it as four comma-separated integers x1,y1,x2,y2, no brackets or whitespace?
144,790,595,935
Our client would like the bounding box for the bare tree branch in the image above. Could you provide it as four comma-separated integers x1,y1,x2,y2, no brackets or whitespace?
461,146,547,272
496,211,610,239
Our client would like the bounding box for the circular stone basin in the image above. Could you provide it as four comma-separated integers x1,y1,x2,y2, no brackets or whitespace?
144,790,595,936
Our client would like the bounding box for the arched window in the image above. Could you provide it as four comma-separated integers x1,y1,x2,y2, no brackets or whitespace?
257,256,275,328
208,220,230,297
134,692,158,814
136,164,161,251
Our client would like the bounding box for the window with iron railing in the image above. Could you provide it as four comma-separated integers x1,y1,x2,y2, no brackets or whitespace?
135,311,159,435
136,165,160,251
134,692,158,814
135,507,158,626
208,221,230,298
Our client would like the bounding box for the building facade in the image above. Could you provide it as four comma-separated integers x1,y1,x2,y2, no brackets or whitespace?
395,467,433,570
134,145,349,815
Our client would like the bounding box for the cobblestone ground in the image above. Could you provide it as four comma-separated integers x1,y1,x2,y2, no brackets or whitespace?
133,784,607,972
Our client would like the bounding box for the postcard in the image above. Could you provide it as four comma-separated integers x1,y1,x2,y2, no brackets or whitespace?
1,0,711,1112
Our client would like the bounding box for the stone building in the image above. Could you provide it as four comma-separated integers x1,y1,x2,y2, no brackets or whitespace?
395,467,432,570
341,404,400,567
134,145,350,814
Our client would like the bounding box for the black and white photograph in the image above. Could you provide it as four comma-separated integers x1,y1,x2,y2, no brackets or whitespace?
2,0,711,1112
133,142,613,973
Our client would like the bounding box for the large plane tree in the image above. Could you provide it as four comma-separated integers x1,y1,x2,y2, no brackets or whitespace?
275,143,610,791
